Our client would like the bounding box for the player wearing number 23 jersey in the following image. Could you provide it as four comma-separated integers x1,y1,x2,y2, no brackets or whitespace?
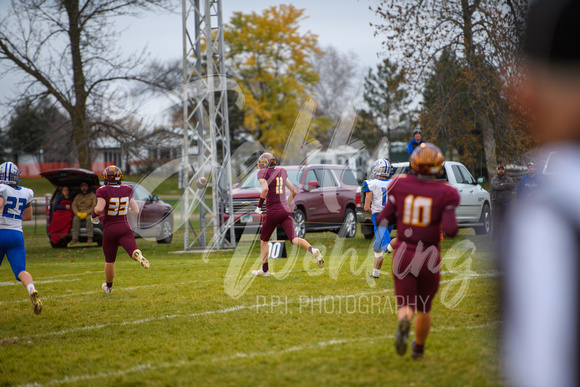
377,143,460,360
92,166,149,294
0,161,42,314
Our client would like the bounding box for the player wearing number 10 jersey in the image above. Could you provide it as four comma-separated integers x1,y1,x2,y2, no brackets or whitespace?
377,143,460,360
251,153,323,277
91,166,149,294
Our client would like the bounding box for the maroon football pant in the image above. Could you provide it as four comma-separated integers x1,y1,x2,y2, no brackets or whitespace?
392,246,441,313
102,223,138,263
260,210,297,242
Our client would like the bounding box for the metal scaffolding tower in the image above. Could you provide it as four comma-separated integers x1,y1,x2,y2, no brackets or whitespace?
181,0,235,250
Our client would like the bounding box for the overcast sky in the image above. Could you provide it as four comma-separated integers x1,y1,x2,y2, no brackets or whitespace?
0,0,385,124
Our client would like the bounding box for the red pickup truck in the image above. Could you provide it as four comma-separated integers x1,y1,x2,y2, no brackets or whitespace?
225,164,359,242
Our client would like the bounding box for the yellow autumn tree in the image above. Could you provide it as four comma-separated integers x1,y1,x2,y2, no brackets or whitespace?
225,5,331,158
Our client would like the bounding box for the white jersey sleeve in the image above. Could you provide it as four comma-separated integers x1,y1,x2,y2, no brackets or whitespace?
0,184,35,232
367,179,390,214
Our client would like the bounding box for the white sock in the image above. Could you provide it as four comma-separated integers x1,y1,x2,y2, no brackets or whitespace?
372,268,381,277
26,283,36,294
387,244,394,253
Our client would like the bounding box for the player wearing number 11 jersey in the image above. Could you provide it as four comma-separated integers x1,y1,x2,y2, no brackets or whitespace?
91,166,149,294
377,143,460,360
251,153,323,277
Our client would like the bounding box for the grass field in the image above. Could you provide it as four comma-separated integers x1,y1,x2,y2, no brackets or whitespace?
1,226,502,386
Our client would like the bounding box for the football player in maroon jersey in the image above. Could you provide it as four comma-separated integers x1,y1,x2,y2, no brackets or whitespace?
378,143,460,359
251,153,324,277
91,166,149,293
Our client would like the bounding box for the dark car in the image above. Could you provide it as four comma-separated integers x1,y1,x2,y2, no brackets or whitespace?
41,168,174,247
224,164,359,242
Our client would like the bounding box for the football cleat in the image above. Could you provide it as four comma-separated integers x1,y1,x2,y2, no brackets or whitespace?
368,273,380,279
102,165,123,185
394,317,411,355
411,340,424,360
251,269,270,277
410,143,445,176
0,161,21,185
30,290,42,315
257,153,276,170
312,248,324,268
132,250,150,269
102,283,113,294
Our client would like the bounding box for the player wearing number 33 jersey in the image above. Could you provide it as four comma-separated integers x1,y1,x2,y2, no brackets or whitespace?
92,166,149,294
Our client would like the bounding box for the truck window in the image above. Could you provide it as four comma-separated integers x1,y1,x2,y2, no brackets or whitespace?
286,170,301,186
336,168,358,186
458,165,476,184
305,170,318,186
451,165,467,184
314,169,338,188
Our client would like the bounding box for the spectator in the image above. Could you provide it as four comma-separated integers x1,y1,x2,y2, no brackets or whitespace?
53,186,73,210
48,186,74,246
490,165,515,240
70,182,97,245
407,128,426,155
516,162,542,200
503,0,580,386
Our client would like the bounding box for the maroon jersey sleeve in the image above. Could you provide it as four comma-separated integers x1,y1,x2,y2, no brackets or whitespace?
257,168,267,180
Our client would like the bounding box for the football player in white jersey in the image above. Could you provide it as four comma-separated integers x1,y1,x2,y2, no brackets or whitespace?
363,159,397,278
0,162,42,314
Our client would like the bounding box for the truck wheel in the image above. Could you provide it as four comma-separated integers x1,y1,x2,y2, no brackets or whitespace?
293,209,306,239
475,203,491,235
338,208,357,238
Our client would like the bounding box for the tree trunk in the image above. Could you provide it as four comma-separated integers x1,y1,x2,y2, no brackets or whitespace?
64,0,91,170
71,112,91,170
478,109,498,178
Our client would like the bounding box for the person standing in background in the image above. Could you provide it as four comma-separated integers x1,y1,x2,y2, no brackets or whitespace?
516,162,542,200
490,165,515,240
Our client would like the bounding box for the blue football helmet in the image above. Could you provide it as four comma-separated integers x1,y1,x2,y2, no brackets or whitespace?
370,159,391,179
0,162,21,185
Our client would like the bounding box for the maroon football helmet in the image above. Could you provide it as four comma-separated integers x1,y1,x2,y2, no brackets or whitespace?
257,153,276,170
410,143,445,176
102,165,123,185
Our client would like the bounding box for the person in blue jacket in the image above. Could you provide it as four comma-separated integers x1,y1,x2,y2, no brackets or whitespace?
408,128,426,155
516,162,542,200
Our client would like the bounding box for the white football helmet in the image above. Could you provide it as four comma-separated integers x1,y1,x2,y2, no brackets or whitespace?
0,162,21,185
370,159,391,179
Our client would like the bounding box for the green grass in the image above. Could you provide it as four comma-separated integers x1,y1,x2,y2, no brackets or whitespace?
1,227,502,386
20,177,56,196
